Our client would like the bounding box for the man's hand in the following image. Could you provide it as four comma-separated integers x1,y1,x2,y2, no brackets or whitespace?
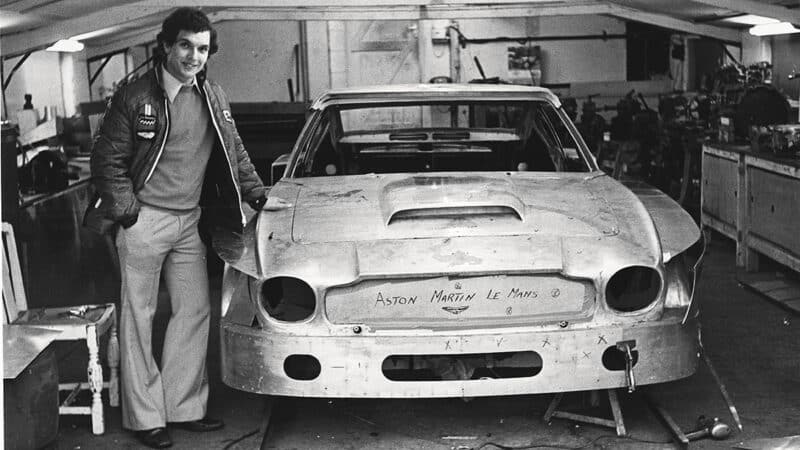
262,196,293,211
120,215,138,229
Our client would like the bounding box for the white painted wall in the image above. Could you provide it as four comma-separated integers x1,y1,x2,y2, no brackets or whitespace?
325,15,628,100
741,33,771,66
59,53,78,117
770,34,800,121
0,15,697,122
71,53,91,112
328,21,348,89
3,50,64,123
306,21,331,100
90,53,130,101
421,16,627,85
209,20,301,103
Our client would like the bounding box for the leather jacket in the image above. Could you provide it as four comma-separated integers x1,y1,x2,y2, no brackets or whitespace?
84,67,267,234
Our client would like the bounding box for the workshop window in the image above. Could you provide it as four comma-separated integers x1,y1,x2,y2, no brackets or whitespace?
626,22,671,81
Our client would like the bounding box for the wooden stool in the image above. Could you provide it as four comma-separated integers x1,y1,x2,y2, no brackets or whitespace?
543,389,627,437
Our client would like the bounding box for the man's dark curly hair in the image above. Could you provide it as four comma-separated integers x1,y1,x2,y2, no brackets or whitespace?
155,8,218,61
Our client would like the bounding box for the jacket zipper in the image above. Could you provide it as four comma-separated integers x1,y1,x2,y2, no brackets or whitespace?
144,98,170,184
202,84,246,226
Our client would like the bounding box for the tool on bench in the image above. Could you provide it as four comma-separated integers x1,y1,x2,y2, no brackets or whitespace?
58,305,107,319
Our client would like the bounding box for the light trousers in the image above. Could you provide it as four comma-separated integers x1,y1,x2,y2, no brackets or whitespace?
116,205,210,430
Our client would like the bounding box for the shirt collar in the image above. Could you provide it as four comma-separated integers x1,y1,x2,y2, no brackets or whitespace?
161,65,199,103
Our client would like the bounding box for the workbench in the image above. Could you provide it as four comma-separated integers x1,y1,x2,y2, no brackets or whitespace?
16,157,119,308
701,142,800,273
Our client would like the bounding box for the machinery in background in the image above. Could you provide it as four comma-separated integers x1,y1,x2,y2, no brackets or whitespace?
581,58,796,221
749,66,800,156
656,91,716,215
593,91,660,183
713,61,792,144
560,96,578,122
230,102,308,185
575,94,606,155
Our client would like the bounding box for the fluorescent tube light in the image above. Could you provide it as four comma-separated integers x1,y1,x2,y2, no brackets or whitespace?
723,14,779,26
46,39,85,52
71,27,118,42
749,22,800,36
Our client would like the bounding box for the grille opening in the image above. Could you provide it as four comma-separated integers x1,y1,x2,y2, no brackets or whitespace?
262,277,315,321
601,346,639,371
606,266,661,312
284,355,321,380
382,351,542,381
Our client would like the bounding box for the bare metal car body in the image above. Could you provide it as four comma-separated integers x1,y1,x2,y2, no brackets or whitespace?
216,84,702,398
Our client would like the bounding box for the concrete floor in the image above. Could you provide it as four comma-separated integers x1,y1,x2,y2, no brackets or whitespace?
43,235,800,449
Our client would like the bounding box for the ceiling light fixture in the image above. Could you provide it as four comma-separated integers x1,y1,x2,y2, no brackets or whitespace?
749,22,800,36
46,39,85,52
723,14,779,26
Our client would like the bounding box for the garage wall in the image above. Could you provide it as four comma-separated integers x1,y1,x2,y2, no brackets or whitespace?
326,16,627,91
90,53,131,101
209,20,301,103
2,51,64,123
307,21,332,101
1,49,129,123
771,33,800,115
329,20,422,89
449,16,627,84
326,16,626,92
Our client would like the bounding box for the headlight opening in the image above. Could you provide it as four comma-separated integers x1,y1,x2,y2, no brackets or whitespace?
260,277,316,322
605,266,662,313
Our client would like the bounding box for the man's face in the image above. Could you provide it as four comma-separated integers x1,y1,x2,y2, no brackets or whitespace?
163,29,210,84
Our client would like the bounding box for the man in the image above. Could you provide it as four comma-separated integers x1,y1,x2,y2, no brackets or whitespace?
85,8,267,448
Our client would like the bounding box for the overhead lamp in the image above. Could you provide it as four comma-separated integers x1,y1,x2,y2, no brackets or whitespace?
749,22,800,36
722,14,779,26
46,39,85,52
71,28,116,41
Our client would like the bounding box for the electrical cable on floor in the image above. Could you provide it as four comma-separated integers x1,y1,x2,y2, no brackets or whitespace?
476,433,673,449
220,428,260,450
336,402,673,450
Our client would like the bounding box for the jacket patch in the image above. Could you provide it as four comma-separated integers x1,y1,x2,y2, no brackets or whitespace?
136,103,157,139
223,110,234,123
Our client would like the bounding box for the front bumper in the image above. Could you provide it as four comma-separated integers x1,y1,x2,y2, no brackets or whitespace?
221,311,699,397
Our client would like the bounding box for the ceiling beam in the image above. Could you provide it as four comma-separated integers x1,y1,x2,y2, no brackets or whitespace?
692,0,800,24
134,0,571,6
1,0,65,14
205,3,615,21
609,5,741,43
2,2,170,58
85,26,160,59
86,3,614,57
6,0,743,58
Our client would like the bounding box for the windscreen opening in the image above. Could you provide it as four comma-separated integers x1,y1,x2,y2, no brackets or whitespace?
294,100,590,177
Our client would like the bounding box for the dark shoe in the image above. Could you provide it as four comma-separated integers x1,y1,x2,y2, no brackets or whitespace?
168,416,224,432
135,427,172,448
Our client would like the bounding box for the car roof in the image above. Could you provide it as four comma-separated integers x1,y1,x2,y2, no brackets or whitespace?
310,83,562,110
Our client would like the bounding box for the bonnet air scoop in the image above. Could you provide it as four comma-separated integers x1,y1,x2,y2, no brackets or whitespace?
387,204,523,225
381,176,526,226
